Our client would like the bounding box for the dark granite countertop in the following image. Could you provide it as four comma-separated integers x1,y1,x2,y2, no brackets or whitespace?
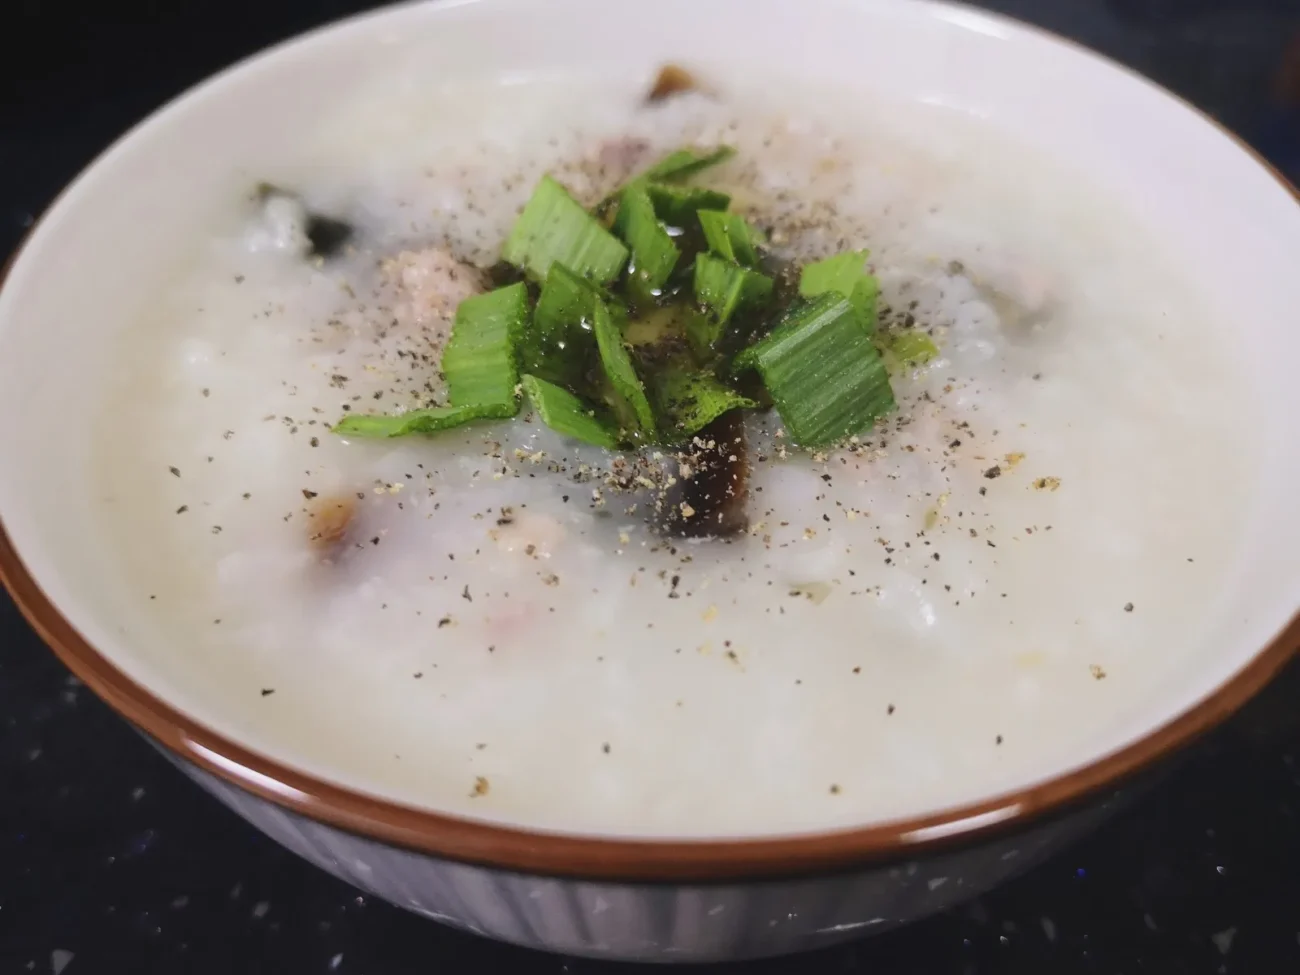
3,2,1300,972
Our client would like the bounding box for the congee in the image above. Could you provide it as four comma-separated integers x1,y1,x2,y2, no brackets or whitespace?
92,67,1252,835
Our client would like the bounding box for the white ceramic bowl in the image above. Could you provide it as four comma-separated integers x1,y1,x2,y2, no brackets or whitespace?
2,0,1298,961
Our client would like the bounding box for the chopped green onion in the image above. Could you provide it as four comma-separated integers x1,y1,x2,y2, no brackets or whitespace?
685,312,722,361
733,294,895,446
652,367,757,439
333,402,508,439
642,145,736,183
694,253,773,316
799,250,878,333
613,185,679,304
592,298,656,441
442,282,528,410
798,250,869,297
645,184,731,228
697,210,761,267
689,252,773,355
502,175,628,284
597,146,736,225
521,375,619,449
533,264,602,337
884,330,939,366
525,264,602,383
332,283,524,439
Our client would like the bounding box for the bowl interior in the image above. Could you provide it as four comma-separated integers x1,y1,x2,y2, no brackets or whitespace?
1,0,1298,845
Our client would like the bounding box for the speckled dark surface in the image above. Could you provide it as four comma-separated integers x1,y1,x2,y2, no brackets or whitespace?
3,2,1300,972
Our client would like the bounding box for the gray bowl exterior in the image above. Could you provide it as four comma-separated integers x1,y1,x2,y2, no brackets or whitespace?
163,749,1125,962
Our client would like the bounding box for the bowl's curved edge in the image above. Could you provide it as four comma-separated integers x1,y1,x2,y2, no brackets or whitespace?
3,509,1296,882
1,0,1298,885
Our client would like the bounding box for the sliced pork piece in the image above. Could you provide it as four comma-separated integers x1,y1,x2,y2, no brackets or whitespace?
306,493,357,560
381,246,487,338
646,64,700,103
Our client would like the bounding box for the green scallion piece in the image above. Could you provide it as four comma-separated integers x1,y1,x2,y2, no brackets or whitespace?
521,374,619,450
525,264,603,384
533,264,602,338
652,367,757,440
799,250,869,297
697,209,762,267
642,145,736,183
733,294,895,446
333,402,508,439
502,176,628,284
689,252,773,355
598,146,736,216
884,330,939,367
613,185,679,304
592,298,656,441
442,282,528,410
332,283,525,439
645,184,731,228
798,250,878,333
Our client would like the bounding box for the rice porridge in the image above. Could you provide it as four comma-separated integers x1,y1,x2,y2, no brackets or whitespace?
91,69,1253,836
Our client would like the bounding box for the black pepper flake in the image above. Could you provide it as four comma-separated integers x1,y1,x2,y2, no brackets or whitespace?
437,616,452,628
602,743,611,754
302,489,318,499
983,465,1002,479
462,585,472,602
829,784,841,795
996,734,1003,745
201,388,210,398
887,704,896,715
413,672,423,679
175,505,188,515
979,486,987,496
310,437,320,448
1124,602,1134,613
169,466,181,478
260,688,275,697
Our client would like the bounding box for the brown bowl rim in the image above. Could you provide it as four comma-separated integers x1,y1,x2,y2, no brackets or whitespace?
1,0,1298,884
